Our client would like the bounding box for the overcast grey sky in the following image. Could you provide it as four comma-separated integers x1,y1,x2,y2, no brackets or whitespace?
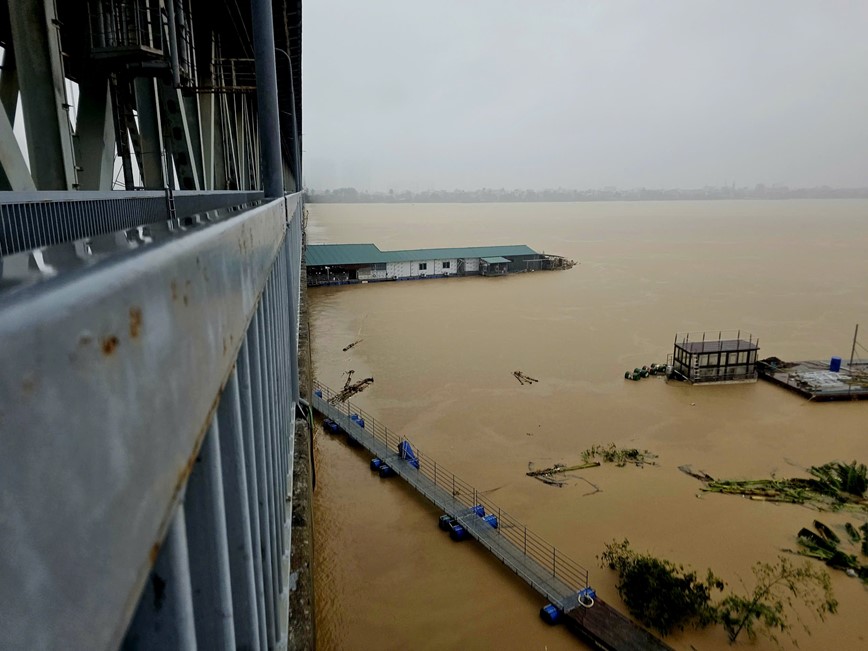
302,1,868,191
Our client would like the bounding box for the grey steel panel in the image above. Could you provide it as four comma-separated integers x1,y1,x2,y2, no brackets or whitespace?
0,194,298,651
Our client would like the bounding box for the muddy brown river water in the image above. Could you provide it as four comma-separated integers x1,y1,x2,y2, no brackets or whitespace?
307,201,868,650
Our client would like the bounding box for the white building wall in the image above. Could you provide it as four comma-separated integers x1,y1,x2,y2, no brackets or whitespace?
434,259,457,275
464,258,480,272
385,259,459,278
415,260,435,277
387,261,413,278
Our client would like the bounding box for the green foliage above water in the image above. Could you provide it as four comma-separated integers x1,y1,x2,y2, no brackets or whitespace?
601,540,838,645
600,539,722,636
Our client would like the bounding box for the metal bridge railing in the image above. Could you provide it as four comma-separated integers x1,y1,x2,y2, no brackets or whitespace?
0,190,263,257
312,380,590,605
0,193,301,651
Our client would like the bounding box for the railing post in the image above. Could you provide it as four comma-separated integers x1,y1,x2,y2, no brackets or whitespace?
552,548,556,577
184,420,236,648
122,505,197,650
524,527,527,556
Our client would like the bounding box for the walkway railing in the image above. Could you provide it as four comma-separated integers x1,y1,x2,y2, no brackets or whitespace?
0,193,301,651
312,380,590,611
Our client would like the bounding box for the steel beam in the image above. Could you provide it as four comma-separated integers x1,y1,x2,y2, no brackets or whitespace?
134,78,167,189
0,99,35,191
252,0,283,197
7,0,76,189
0,47,19,126
159,81,201,190
75,76,116,191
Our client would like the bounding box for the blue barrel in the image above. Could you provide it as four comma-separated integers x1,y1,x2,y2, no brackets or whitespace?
314,389,322,398
438,514,454,531
540,604,561,625
378,464,395,478
370,458,382,471
449,523,467,541
830,356,842,372
471,504,485,517
483,514,498,529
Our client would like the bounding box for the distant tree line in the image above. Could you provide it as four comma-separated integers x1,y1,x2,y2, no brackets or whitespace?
306,185,868,203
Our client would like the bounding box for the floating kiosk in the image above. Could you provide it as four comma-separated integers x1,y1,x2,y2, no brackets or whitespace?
667,330,760,384
306,243,574,286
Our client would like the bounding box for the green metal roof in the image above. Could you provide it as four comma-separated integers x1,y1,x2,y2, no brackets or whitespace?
480,256,510,263
306,244,538,267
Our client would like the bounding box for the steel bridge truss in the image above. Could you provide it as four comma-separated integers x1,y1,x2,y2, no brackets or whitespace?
0,0,301,194
0,1,304,650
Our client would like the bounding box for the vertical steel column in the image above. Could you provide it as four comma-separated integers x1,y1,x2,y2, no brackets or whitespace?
75,76,115,191
217,367,260,651
239,338,269,649
122,505,197,651
248,312,278,648
251,0,283,197
133,78,165,189
7,0,76,189
184,420,236,650
256,302,283,625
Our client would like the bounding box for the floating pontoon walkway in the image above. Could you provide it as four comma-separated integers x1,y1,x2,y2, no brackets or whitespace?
311,381,672,650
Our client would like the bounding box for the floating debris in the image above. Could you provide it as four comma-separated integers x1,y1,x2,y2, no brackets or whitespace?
581,443,658,467
814,520,840,544
328,377,374,404
794,520,868,583
526,460,600,488
845,522,861,544
527,461,600,477
688,460,868,513
513,370,539,385
342,369,355,390
678,465,715,482
342,339,363,352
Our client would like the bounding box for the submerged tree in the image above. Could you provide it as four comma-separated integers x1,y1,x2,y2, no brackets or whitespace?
601,542,838,645
600,539,723,636
716,557,837,646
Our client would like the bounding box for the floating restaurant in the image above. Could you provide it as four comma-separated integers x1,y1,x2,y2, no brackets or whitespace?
305,243,573,286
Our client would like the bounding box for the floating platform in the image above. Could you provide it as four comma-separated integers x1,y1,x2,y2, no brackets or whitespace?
312,382,673,650
758,358,868,401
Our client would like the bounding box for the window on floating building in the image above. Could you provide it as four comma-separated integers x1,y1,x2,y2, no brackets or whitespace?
442,261,451,269
419,263,427,270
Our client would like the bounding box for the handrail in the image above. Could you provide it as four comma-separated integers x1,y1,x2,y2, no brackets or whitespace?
312,380,590,604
